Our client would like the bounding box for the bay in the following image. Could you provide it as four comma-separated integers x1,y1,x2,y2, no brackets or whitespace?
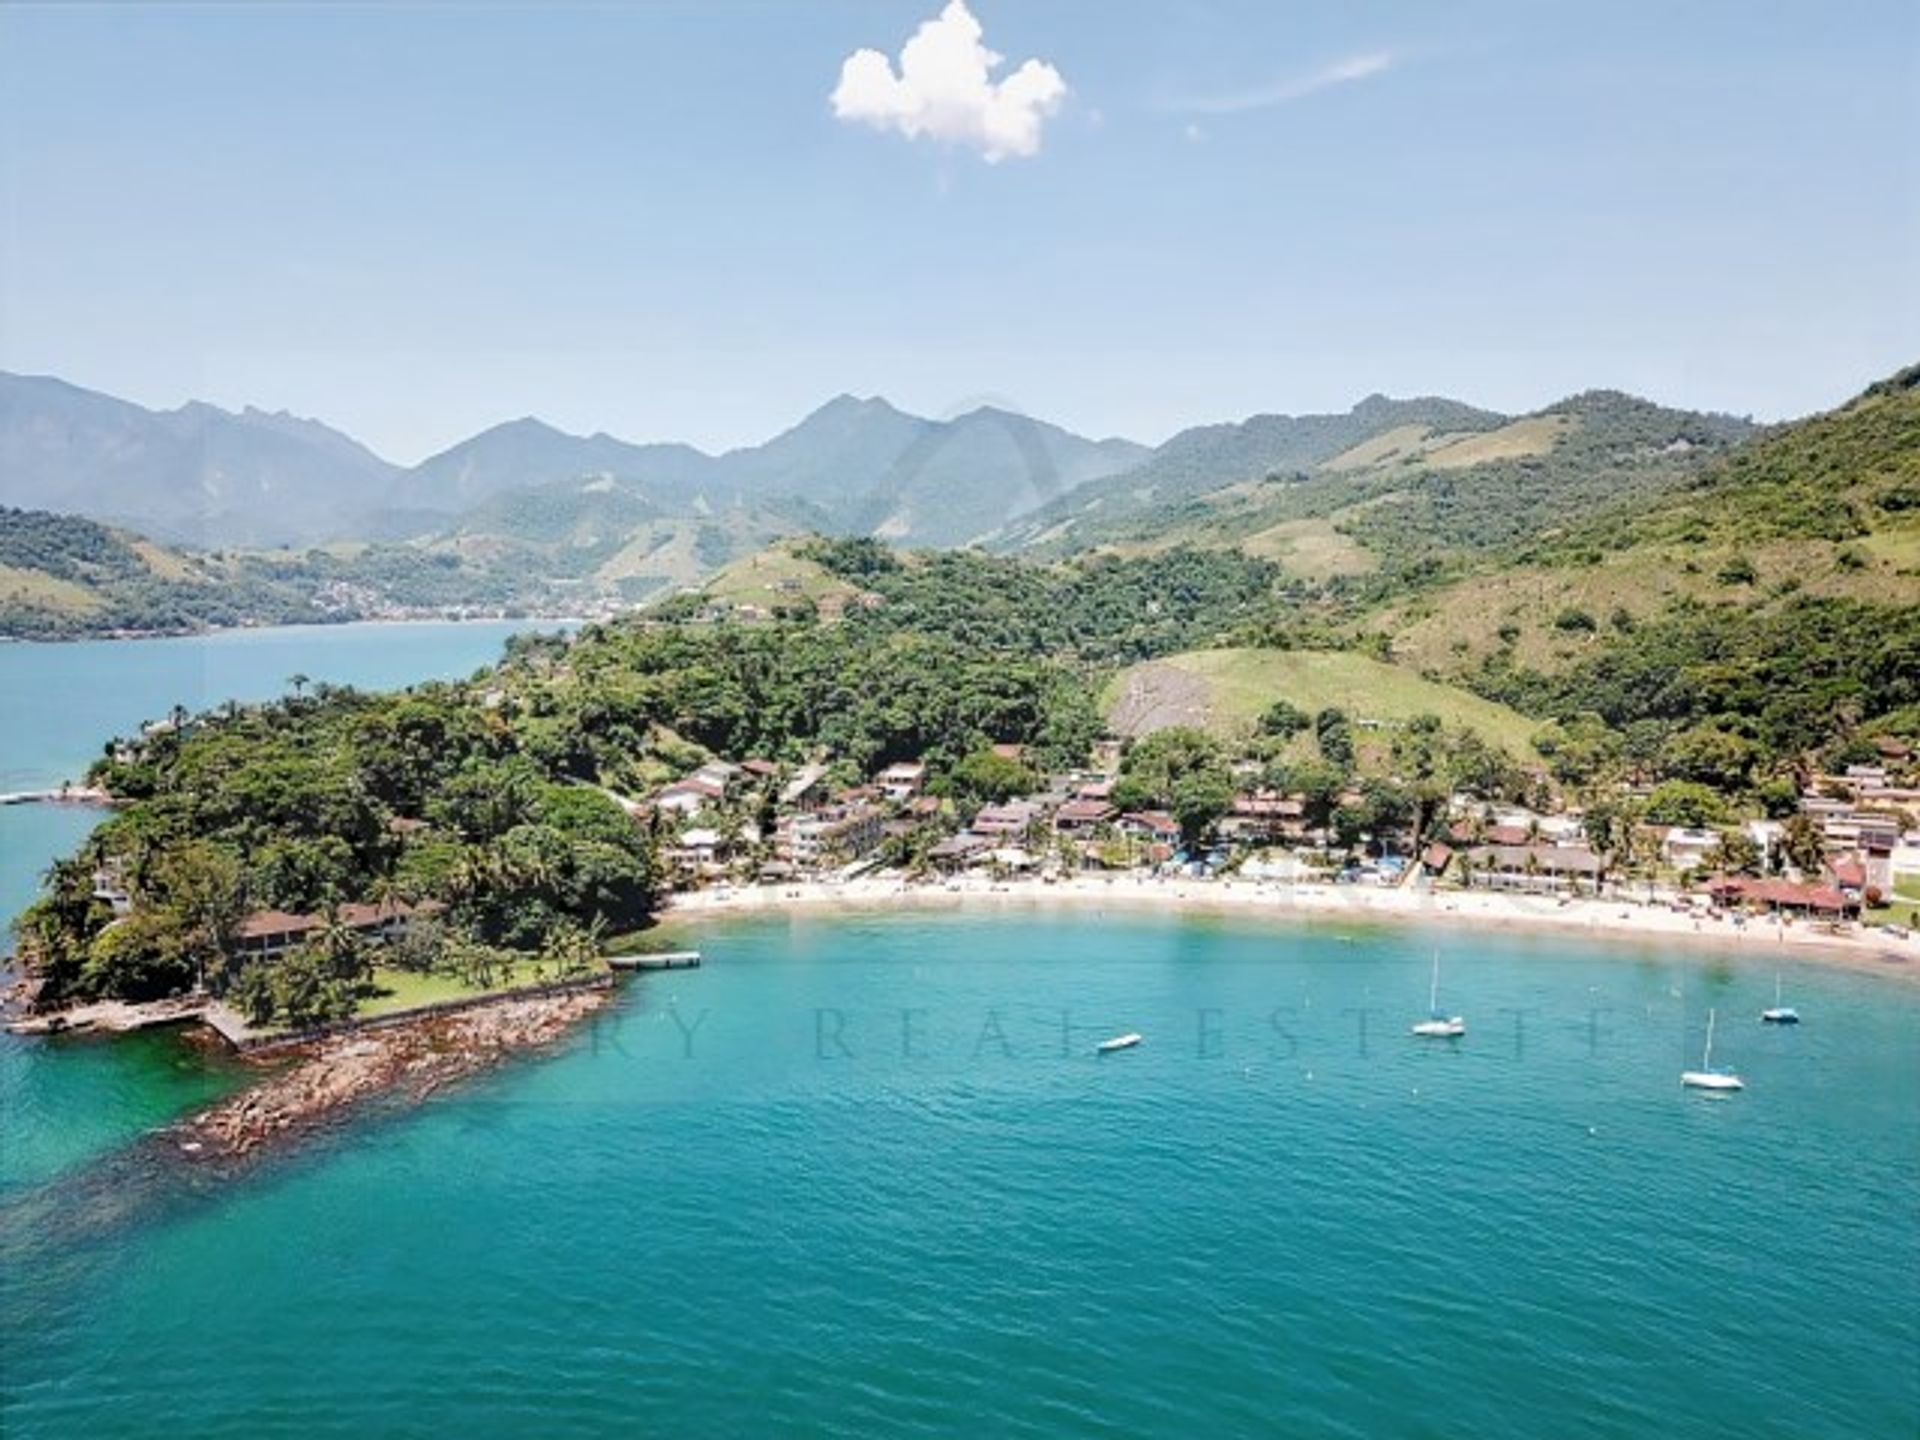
2,910,1915,1438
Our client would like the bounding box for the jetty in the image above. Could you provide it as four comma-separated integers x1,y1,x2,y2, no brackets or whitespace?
608,950,702,971
1,784,118,807
6,996,208,1036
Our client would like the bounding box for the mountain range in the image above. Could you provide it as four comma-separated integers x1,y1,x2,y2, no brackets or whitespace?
0,365,1803,638
0,373,1148,550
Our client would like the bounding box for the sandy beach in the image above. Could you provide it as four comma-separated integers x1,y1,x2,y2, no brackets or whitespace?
658,872,1920,976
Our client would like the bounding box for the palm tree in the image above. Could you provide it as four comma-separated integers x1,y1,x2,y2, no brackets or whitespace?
287,672,311,702
312,903,368,985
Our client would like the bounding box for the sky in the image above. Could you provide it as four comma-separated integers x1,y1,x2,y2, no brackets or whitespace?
1,0,1915,464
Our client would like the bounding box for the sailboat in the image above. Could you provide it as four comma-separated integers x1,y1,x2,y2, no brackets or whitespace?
1681,1007,1744,1090
1410,951,1466,1037
1760,973,1801,1025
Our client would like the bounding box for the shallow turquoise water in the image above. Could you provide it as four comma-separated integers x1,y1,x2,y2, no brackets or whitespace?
3,910,1915,1438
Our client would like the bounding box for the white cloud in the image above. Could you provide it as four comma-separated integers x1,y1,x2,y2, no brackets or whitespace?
1166,51,1395,116
830,1,1068,163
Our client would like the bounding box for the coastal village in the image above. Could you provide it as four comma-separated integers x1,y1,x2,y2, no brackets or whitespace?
618,739,1919,926
41,725,1920,1016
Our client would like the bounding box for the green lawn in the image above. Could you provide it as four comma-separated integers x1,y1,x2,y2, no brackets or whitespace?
1104,647,1542,757
355,963,595,1019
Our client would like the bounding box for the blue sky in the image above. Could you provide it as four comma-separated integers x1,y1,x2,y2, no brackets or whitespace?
2,1,1914,462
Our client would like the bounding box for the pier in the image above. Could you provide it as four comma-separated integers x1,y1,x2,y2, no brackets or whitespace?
0,784,118,807
608,950,702,971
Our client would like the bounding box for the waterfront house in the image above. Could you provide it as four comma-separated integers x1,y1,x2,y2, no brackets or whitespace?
1463,843,1606,895
1118,810,1181,846
1707,876,1859,919
233,899,445,961
1221,791,1308,844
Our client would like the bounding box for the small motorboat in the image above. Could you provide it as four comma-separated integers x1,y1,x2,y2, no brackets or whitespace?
1097,1032,1143,1054
1682,1008,1744,1091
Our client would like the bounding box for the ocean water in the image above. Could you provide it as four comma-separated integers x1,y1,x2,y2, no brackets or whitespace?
3,909,1916,1438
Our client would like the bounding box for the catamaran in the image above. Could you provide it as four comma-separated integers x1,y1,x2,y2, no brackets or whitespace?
1760,973,1801,1025
1410,951,1466,1038
1097,1032,1142,1054
1682,1007,1744,1090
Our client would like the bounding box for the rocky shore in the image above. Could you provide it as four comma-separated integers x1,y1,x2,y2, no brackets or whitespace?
168,985,613,1160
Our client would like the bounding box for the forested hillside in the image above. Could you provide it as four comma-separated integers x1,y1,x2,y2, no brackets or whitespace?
1372,365,1920,787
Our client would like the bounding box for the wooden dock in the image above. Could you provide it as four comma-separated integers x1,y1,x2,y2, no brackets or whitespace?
608,950,702,971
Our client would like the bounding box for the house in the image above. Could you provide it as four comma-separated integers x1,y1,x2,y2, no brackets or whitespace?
1660,827,1721,873
1744,819,1784,869
1118,810,1181,845
1707,876,1859,918
655,776,726,816
1053,797,1117,833
90,863,133,917
234,898,445,961
972,801,1039,836
1221,792,1308,844
1462,843,1605,894
929,832,993,871
779,802,884,867
740,758,780,781
693,760,739,789
781,763,828,808
876,761,927,801
1825,855,1867,899
1420,842,1454,876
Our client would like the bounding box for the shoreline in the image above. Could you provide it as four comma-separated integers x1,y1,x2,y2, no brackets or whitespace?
653,874,1920,978
0,611,590,648
166,983,614,1162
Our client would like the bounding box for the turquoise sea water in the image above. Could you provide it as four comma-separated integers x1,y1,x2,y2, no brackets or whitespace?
3,910,1917,1438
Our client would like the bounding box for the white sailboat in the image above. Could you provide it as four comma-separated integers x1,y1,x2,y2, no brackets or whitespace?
1760,973,1801,1025
1682,1007,1744,1090
1097,1032,1142,1054
1410,951,1466,1037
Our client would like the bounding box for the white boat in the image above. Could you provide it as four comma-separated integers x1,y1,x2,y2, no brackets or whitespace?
1682,1007,1744,1090
1760,973,1801,1025
1410,950,1466,1037
1097,1032,1142,1054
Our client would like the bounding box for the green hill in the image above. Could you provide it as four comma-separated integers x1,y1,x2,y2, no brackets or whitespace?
1104,648,1542,757
999,391,1753,570
1368,366,1920,773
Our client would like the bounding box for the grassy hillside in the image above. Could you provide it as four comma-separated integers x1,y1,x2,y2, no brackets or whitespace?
1025,395,1754,613
688,538,864,614
1104,648,1542,757
1382,365,1920,678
